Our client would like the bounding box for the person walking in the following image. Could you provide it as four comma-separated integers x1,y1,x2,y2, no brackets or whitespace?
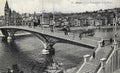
102,40,105,47
110,38,113,44
79,33,82,40
63,25,67,35
93,52,96,59
50,20,55,32
67,25,70,35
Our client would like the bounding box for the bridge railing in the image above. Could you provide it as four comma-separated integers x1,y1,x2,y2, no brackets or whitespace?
96,43,120,73
94,47,114,73
76,54,91,73
93,63,101,73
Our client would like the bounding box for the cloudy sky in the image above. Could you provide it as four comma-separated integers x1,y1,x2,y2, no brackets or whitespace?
0,0,120,16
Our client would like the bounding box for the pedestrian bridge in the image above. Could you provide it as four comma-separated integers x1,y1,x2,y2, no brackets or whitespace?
0,26,98,49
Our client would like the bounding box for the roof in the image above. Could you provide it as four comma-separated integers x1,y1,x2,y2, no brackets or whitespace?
5,0,9,9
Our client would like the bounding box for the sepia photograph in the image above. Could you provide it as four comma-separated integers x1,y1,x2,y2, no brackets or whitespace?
0,0,120,73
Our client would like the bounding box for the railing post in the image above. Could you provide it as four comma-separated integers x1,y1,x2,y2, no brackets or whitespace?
100,58,106,73
98,41,102,48
113,41,118,50
84,54,90,63
76,54,90,73
113,41,119,70
95,41,102,54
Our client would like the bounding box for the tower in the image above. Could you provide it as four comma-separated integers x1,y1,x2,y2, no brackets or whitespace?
4,0,11,26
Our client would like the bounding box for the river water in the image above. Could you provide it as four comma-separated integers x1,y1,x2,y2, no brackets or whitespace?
0,28,120,73
0,35,46,72
72,28,120,39
0,34,94,73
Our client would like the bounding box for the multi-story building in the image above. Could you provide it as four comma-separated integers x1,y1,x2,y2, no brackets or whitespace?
4,0,22,26
0,16,5,26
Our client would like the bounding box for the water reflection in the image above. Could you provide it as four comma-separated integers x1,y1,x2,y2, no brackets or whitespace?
6,40,20,53
94,28,115,39
0,37,45,73
91,28,119,39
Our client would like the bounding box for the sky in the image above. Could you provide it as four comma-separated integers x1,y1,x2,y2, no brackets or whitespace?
0,0,120,16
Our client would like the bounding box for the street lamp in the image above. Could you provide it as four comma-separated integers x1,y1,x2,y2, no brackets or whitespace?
113,12,118,44
52,0,55,28
41,0,44,30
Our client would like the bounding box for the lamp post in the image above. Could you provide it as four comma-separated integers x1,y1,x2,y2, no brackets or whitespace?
53,0,55,21
113,11,118,44
52,0,55,29
41,0,44,30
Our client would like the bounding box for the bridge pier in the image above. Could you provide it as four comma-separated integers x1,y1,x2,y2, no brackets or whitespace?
1,29,9,38
1,29,17,42
7,29,17,42
100,58,106,73
1,29,9,42
42,41,55,65
7,35,14,42
84,54,90,63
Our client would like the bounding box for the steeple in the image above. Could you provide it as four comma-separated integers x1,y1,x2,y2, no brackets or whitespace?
5,0,9,10
4,0,11,26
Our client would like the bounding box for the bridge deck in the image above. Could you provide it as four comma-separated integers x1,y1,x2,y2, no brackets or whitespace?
0,26,101,49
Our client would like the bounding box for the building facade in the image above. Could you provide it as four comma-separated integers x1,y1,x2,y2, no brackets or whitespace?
4,0,22,26
0,16,5,26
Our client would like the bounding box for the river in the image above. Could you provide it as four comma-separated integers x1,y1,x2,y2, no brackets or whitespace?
0,28,120,73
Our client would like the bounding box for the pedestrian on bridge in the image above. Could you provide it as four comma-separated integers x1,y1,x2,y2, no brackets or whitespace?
102,40,105,47
79,33,82,40
93,51,96,59
63,25,67,35
63,25,70,35
110,38,113,44
50,20,55,32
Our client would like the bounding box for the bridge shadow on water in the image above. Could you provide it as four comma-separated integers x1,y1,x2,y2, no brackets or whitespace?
1,37,47,73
